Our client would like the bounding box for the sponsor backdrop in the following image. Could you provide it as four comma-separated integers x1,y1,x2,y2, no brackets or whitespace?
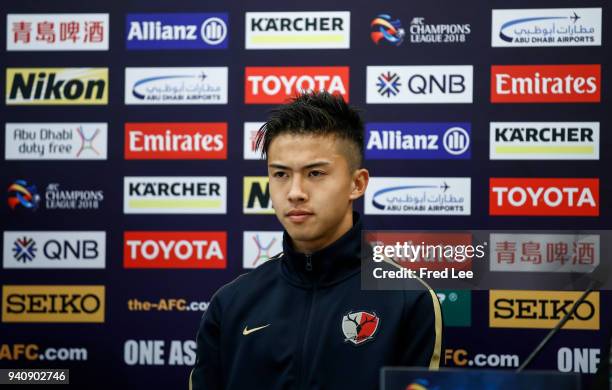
0,0,610,388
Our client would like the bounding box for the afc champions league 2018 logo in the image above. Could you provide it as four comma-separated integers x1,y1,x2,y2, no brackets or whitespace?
341,310,380,345
7,179,41,211
370,14,405,46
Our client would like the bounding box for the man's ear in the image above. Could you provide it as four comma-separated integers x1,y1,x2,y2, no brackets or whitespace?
349,168,369,200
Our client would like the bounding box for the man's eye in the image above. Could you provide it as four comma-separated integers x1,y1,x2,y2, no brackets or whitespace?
309,170,324,177
273,172,287,178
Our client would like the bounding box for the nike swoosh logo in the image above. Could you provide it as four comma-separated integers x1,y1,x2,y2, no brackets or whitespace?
242,324,270,335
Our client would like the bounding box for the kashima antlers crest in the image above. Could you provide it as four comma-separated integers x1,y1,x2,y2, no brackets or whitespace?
342,310,380,345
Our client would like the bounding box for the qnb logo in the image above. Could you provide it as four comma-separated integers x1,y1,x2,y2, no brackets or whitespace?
376,72,401,97
8,180,40,211
490,178,599,216
341,311,380,345
124,232,227,269
370,14,405,46
12,237,37,262
443,127,470,155
367,66,473,104
491,65,600,103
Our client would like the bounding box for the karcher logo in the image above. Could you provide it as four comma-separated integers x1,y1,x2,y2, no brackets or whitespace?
6,68,108,105
243,177,273,214
489,290,599,330
2,285,105,323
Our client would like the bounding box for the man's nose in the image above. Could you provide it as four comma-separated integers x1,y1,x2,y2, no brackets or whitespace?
287,176,308,203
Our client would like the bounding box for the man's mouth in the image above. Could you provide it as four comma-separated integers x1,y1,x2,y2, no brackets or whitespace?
286,209,314,223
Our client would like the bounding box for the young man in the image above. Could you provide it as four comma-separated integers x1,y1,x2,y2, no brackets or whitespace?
190,92,442,390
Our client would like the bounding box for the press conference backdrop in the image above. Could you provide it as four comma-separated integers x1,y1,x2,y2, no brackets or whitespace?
0,0,610,388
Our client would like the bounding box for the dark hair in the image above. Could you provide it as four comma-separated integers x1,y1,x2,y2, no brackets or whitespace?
255,91,364,170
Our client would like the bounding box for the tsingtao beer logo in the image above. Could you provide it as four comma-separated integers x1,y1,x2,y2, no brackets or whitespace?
7,13,109,51
489,233,599,273
2,285,105,323
6,68,108,105
124,231,226,269
489,178,599,216
245,12,350,49
124,176,227,214
245,66,349,104
125,123,227,160
490,65,601,103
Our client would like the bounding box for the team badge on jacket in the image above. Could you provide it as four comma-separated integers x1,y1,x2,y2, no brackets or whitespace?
341,311,380,345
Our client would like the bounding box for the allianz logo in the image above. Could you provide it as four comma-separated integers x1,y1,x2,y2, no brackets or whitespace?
367,127,469,154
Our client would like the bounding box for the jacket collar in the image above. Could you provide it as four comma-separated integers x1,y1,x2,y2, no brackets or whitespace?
280,211,362,288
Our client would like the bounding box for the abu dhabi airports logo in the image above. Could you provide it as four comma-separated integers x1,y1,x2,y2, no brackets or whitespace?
125,67,228,105
364,177,471,215
492,8,601,47
376,72,401,97
12,236,37,263
8,180,40,211
370,14,405,46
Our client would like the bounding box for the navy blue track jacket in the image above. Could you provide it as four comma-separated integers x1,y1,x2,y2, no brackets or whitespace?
190,213,443,389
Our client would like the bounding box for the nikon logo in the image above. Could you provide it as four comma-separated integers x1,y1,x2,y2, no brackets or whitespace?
6,68,108,105
2,285,105,323
489,290,599,330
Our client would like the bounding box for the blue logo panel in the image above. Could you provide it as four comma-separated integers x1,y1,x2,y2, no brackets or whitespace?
365,122,471,159
126,13,229,50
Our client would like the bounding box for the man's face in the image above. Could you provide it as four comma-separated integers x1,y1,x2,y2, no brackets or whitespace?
267,133,368,253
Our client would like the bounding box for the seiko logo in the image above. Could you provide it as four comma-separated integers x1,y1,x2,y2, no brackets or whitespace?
495,127,594,142
128,182,220,197
493,298,595,321
250,17,344,32
489,290,599,330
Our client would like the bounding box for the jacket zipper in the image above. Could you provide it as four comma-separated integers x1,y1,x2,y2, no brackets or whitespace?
298,254,316,390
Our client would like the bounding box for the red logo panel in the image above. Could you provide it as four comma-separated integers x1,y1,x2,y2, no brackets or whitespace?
124,231,227,269
491,65,600,103
489,178,599,216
